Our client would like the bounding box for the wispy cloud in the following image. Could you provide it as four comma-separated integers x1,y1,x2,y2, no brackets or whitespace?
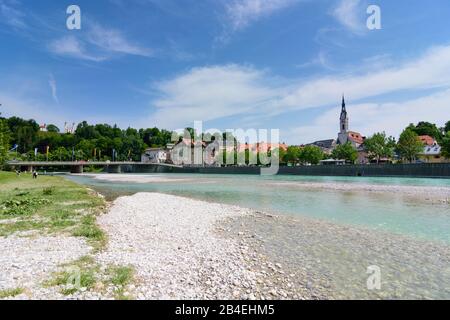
87,23,153,57
147,45,450,133
48,74,58,104
218,0,301,42
48,23,152,61
0,0,26,29
226,0,299,31
331,0,366,34
48,36,106,62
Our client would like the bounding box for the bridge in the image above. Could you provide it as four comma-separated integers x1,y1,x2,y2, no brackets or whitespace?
6,161,183,174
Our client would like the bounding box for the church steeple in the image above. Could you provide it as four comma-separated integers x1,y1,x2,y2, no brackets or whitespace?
339,95,349,134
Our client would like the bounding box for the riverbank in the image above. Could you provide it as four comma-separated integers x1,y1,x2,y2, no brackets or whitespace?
0,171,107,299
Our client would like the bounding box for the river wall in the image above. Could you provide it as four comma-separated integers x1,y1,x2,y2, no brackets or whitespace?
126,163,450,178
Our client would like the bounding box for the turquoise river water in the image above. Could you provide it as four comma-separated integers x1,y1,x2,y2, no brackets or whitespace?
67,174,450,243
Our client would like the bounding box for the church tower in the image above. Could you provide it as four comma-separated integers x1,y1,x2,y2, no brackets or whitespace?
339,95,348,133
337,96,349,145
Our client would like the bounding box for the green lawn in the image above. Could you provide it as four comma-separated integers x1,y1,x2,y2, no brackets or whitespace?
0,172,106,249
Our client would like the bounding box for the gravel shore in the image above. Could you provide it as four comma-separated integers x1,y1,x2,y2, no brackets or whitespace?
0,235,91,300
96,193,261,300
264,181,450,203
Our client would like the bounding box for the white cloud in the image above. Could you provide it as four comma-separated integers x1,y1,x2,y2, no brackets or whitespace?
288,89,450,144
148,64,282,128
48,74,58,104
48,23,152,61
87,24,153,57
281,45,450,111
48,36,106,62
225,0,300,31
331,0,365,34
147,45,450,135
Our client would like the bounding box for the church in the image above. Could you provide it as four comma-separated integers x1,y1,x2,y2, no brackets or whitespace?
337,96,364,148
308,96,366,159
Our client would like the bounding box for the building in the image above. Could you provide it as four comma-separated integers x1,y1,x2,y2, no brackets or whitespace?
64,122,76,134
337,96,365,148
418,144,443,163
141,148,168,164
417,136,445,163
307,139,336,155
170,138,207,166
236,142,288,153
418,135,435,146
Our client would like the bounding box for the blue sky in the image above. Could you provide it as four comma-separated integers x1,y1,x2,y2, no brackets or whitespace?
1,0,450,144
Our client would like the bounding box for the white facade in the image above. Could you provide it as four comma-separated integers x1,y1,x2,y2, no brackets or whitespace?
141,148,168,164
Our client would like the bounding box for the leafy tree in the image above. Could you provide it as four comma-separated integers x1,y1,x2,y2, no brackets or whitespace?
0,119,11,167
407,122,442,141
51,147,70,161
284,146,301,164
444,121,450,135
441,132,450,159
364,132,395,163
46,124,60,133
332,143,358,163
269,148,287,165
299,145,323,165
397,128,423,163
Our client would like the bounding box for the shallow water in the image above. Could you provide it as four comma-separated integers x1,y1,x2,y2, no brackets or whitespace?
66,173,450,243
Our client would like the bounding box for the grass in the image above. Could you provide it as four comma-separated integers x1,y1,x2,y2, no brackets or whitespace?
0,287,24,299
45,255,135,299
108,266,135,300
0,171,106,248
44,255,99,295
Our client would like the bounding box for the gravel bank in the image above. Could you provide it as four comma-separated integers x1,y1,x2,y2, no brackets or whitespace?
0,235,91,300
265,181,450,203
96,193,261,300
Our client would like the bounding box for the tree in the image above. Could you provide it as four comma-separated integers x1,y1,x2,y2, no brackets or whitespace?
407,122,442,141
332,143,358,163
269,148,287,165
397,128,423,163
46,124,60,133
441,131,450,159
364,132,395,163
284,146,301,165
51,147,70,161
0,119,11,168
444,121,450,135
299,145,323,165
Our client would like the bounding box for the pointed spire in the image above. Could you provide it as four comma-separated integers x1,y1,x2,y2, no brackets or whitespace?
341,94,346,111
